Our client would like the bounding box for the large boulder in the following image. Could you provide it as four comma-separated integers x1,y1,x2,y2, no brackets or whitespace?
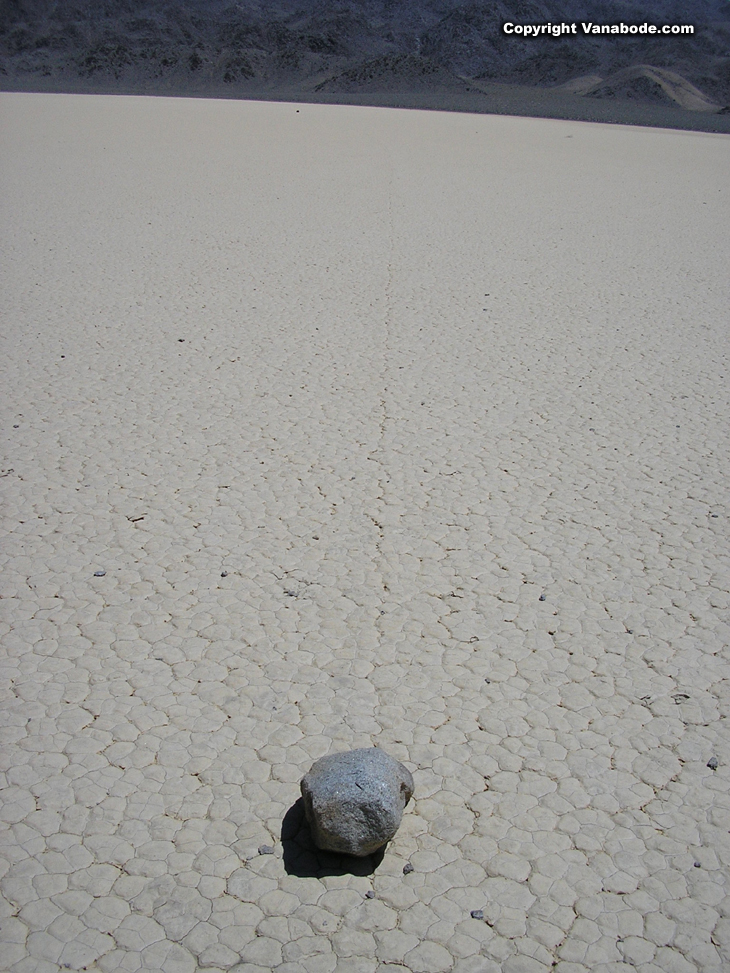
301,748,414,857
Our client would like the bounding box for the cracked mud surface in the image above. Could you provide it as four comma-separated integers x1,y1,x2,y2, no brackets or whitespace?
1,94,729,972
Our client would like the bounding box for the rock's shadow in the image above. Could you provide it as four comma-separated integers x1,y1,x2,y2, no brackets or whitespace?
281,798,385,877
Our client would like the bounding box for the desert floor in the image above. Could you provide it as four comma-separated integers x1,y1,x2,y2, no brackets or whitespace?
1,93,729,973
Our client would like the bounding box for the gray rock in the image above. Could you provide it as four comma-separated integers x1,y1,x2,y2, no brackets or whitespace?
300,747,414,857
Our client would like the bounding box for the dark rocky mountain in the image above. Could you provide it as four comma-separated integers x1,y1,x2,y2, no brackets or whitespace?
2,1,729,128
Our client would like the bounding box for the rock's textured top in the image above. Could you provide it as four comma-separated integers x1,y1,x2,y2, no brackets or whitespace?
301,748,414,856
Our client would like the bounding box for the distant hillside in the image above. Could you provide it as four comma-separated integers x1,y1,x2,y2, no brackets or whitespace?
2,1,729,125
563,64,723,111
314,53,469,93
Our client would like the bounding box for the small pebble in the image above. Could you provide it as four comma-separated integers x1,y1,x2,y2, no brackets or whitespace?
365,890,375,899
178,338,185,342
470,909,484,920
627,629,633,634
539,594,546,601
93,570,106,577
258,844,275,856
694,862,701,868
403,863,414,875
484,678,491,684
707,757,718,770
221,571,228,577
13,424,19,429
